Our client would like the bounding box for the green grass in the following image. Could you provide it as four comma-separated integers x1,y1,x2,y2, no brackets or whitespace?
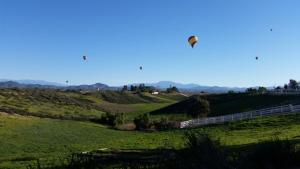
1,112,300,168
149,93,300,120
203,93,300,116
0,89,180,121
1,89,300,168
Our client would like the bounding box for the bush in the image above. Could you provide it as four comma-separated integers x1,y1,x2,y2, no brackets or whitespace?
92,113,125,127
133,113,152,130
177,131,231,169
153,117,175,130
188,98,210,118
240,137,299,169
166,86,179,93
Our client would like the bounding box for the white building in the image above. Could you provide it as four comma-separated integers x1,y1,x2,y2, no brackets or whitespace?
152,91,159,95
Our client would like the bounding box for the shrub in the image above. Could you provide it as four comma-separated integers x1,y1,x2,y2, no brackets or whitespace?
92,113,125,127
133,113,152,130
188,98,210,118
240,137,299,169
153,117,175,130
176,131,231,169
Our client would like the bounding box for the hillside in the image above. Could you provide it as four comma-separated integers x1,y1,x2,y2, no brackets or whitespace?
1,111,300,168
150,93,300,119
150,97,208,119
0,88,183,121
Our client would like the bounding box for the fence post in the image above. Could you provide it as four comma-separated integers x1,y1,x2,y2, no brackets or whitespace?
260,111,262,117
290,104,294,113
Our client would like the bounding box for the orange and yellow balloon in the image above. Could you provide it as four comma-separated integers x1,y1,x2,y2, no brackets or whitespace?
188,35,198,48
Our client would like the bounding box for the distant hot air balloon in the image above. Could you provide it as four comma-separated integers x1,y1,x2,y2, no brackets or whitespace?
188,35,198,48
83,56,87,61
139,66,143,70
255,56,259,60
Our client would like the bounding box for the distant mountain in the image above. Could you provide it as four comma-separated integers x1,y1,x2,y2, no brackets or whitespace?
148,81,200,89
129,81,246,93
0,80,110,91
0,81,58,89
0,79,246,93
0,79,64,86
16,80,65,86
66,83,109,90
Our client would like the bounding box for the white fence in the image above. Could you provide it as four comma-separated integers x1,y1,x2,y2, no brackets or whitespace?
180,104,300,128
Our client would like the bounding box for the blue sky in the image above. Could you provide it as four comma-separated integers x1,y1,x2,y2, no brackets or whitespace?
0,0,299,87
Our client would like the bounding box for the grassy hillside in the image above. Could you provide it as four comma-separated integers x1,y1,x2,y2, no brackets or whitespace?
1,88,300,168
0,89,182,121
1,112,300,168
150,93,300,120
204,93,300,116
150,97,206,120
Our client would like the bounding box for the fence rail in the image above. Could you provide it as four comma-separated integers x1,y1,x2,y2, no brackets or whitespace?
180,104,300,128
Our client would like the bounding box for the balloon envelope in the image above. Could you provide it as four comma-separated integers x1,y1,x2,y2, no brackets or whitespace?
188,36,198,48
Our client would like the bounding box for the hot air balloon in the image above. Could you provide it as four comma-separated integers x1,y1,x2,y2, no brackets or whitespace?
188,35,198,48
83,56,87,61
255,56,259,60
139,66,143,70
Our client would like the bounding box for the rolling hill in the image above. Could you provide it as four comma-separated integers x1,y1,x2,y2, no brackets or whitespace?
150,93,300,119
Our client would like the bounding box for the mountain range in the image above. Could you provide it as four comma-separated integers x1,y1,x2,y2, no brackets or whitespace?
0,79,246,93
142,81,246,93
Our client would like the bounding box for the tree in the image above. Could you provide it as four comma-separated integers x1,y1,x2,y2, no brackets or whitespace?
189,98,210,118
130,85,137,91
121,85,128,92
134,113,152,130
284,84,288,90
246,88,257,93
97,113,125,126
166,86,179,93
288,79,299,90
258,86,268,93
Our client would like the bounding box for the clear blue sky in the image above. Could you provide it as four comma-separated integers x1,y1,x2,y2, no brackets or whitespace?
0,0,299,87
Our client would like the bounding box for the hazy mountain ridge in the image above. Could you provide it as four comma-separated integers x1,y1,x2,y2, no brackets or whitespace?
0,79,245,93
131,81,246,93
0,80,109,91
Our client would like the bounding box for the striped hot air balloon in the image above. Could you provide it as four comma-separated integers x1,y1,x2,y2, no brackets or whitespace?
188,35,198,48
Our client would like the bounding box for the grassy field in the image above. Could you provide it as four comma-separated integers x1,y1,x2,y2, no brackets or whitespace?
1,89,300,168
0,89,182,121
1,112,300,168
150,93,300,120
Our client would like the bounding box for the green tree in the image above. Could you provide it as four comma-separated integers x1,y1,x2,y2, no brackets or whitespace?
121,85,128,92
288,79,299,90
166,86,179,93
246,88,258,93
189,98,210,118
258,86,268,93
134,113,152,130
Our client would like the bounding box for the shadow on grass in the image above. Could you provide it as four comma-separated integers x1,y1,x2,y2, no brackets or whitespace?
28,136,300,169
